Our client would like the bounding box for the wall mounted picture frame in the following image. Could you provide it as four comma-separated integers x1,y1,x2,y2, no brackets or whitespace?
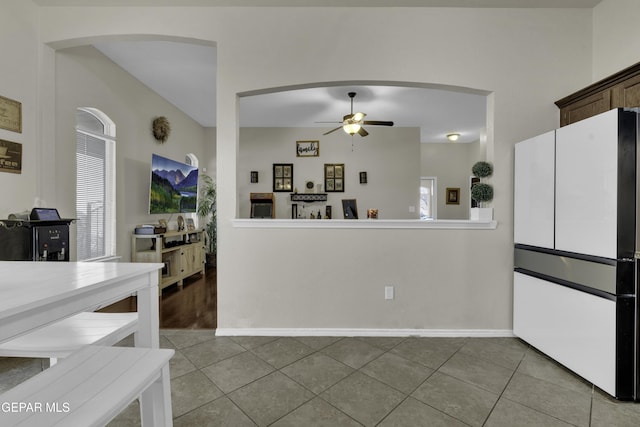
359,171,367,184
446,187,460,205
273,163,293,192
296,140,319,157
0,139,22,174
250,171,259,183
324,163,344,193
0,95,22,133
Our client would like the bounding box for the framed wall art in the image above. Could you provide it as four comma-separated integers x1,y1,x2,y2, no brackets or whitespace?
342,199,358,219
273,163,293,192
324,163,344,193
446,187,460,205
296,140,319,157
0,95,22,133
0,139,22,174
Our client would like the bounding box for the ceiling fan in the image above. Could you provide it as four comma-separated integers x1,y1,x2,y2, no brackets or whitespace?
322,92,394,137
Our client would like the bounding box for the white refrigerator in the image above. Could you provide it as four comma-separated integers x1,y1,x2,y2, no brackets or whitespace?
513,108,639,400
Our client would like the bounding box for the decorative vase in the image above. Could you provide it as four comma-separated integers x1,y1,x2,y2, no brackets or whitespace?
470,207,493,221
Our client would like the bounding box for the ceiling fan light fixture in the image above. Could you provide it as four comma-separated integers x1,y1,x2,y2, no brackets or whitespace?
343,123,361,135
447,133,460,142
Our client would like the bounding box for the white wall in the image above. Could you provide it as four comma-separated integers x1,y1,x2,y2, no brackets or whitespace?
239,127,420,220
13,5,603,332
54,45,208,261
592,0,640,81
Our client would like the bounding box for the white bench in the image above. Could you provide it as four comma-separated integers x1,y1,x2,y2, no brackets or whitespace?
0,312,138,366
0,345,174,426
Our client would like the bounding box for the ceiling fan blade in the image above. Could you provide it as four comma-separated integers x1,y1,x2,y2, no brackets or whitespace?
362,120,394,126
323,126,343,136
353,112,366,122
358,127,369,137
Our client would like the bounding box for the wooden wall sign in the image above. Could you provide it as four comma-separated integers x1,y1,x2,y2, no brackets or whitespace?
296,140,319,157
0,95,22,133
0,140,22,174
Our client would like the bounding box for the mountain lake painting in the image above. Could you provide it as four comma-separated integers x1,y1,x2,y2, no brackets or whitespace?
149,154,199,214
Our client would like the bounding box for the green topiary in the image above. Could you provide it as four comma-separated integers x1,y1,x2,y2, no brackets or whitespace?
471,182,493,203
472,161,493,178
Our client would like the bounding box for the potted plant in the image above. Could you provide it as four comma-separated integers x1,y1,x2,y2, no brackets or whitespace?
197,174,217,268
470,161,494,221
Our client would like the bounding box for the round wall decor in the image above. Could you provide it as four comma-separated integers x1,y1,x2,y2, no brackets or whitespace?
152,116,171,143
305,180,315,193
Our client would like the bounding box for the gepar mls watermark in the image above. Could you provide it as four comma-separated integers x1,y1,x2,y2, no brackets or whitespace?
2,401,70,413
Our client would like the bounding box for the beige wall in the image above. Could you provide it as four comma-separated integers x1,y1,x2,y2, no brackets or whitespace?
0,1,39,216
54,45,208,261
592,0,640,81
239,127,420,220
4,2,638,333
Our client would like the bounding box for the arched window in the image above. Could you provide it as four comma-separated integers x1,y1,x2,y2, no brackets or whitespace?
75,108,116,261
185,153,198,168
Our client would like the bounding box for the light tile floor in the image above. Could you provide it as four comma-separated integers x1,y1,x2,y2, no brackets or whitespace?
2,331,640,426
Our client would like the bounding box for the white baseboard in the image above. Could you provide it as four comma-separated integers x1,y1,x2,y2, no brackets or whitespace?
215,328,515,338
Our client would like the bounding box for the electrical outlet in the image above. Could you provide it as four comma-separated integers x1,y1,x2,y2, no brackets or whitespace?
385,285,394,300
408,205,416,213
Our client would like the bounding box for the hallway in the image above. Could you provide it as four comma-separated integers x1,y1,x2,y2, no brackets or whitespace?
99,268,217,329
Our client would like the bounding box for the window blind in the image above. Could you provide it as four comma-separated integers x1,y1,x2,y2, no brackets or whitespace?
76,107,116,262
76,131,106,260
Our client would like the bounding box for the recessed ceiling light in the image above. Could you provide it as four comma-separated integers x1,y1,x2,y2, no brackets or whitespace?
447,133,460,142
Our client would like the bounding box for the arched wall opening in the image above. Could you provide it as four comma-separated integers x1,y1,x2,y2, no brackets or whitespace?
237,81,492,220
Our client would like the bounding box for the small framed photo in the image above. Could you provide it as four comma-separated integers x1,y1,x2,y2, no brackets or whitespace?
250,171,259,183
325,163,344,193
359,171,367,184
446,187,460,205
296,140,319,157
186,218,195,231
342,199,358,219
273,163,293,192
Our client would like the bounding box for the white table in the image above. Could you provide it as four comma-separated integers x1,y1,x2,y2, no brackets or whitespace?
0,261,171,424
0,261,162,347
0,261,165,424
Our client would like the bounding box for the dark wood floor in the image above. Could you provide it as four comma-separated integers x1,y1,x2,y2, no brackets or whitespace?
100,267,217,329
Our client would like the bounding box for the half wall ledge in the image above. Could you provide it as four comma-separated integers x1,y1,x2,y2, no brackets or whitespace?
232,219,497,230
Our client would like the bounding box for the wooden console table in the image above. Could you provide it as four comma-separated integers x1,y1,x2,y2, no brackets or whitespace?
132,229,205,291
